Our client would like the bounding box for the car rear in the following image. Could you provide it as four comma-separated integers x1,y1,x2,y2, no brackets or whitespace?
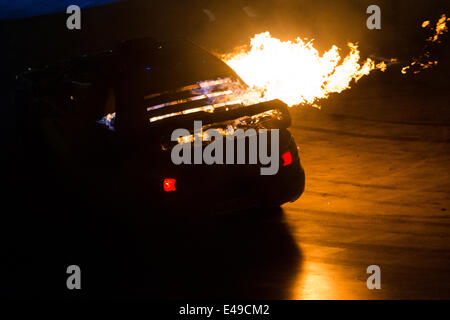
16,37,305,214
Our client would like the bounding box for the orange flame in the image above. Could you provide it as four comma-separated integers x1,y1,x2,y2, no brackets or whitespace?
402,14,449,74
430,14,449,42
221,32,386,107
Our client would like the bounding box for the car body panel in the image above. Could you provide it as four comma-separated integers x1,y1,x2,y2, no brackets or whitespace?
15,37,305,214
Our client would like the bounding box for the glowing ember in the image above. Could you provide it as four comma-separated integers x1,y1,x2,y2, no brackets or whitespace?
402,14,449,74
221,32,386,107
429,14,449,43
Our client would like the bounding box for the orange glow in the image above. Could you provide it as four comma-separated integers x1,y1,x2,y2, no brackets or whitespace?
431,14,449,42
221,32,386,107
402,14,449,74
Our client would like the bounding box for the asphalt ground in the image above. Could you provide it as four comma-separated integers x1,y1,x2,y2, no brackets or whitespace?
3,0,450,299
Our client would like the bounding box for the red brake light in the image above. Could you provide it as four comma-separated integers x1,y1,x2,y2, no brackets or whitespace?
163,178,176,192
282,151,293,167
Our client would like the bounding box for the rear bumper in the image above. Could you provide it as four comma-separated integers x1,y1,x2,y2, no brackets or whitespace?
157,161,305,215
151,137,305,214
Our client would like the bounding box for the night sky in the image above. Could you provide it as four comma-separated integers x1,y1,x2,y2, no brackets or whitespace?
0,0,119,19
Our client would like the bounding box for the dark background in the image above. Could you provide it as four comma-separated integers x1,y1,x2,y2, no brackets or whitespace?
2,0,449,134
2,0,450,299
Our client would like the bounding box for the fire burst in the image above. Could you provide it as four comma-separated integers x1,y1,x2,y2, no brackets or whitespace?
221,32,386,107
427,14,450,43
402,14,449,74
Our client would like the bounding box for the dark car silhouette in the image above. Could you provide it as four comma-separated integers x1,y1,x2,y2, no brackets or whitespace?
15,38,305,214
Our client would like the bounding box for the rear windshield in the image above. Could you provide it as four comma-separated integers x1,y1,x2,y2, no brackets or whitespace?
138,41,242,94
111,40,248,132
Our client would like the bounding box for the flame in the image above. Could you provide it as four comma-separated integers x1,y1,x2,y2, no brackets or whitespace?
221,32,386,107
402,14,449,74
430,14,449,42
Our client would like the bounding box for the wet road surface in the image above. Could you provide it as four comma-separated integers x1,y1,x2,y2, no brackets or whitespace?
4,0,450,299
10,93,450,299
284,104,450,299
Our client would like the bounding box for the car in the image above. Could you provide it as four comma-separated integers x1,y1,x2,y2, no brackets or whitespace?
15,37,305,215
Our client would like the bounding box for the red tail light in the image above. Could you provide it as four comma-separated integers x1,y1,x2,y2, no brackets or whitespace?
163,178,176,192
281,151,293,167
